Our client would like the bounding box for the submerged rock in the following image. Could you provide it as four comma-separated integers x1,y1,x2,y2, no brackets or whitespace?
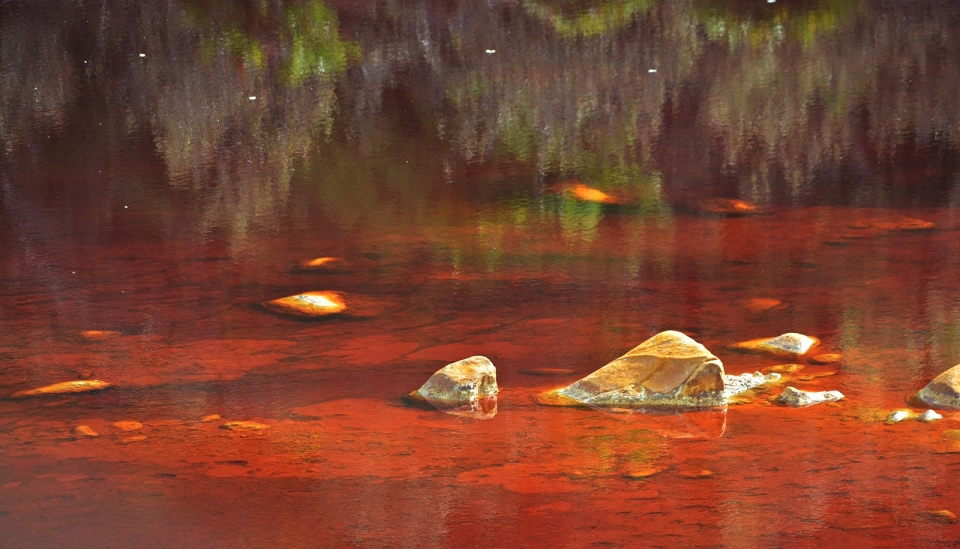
409,356,499,418
297,257,343,270
695,198,758,216
78,330,122,342
765,364,804,374
723,372,781,402
72,425,99,438
809,353,842,365
220,421,270,431
916,364,960,409
536,331,727,410
11,380,111,398
112,421,143,431
263,291,347,318
742,298,782,313
775,386,844,407
729,333,820,358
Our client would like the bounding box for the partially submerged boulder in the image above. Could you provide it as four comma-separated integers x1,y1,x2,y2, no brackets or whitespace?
729,333,820,358
536,331,727,410
407,356,499,418
916,364,960,409
775,386,844,407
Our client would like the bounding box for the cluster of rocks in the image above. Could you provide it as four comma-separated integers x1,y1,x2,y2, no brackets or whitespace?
403,329,960,424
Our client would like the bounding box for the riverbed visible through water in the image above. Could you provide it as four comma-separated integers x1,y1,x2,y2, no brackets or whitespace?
2,1,960,547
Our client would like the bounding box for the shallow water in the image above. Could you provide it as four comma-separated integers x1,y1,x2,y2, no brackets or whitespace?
2,0,960,547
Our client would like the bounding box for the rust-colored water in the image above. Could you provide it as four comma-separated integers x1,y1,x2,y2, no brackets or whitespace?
3,1,960,547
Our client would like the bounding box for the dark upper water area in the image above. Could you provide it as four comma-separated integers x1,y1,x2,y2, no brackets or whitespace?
3,1,960,547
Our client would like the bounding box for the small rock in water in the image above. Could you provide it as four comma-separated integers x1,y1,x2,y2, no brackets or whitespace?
723,372,781,401
729,333,820,358
775,386,844,407
742,298,782,313
409,356,499,419
121,436,147,444
915,364,960,409
809,353,842,365
921,409,944,422
220,421,270,431
623,468,662,479
201,414,222,422
297,257,343,270
72,425,99,438
695,198,758,216
920,509,957,523
11,380,111,398
536,331,726,410
765,364,804,374
112,421,143,431
886,410,910,424
78,330,122,342
565,182,627,205
263,291,347,318
679,469,713,479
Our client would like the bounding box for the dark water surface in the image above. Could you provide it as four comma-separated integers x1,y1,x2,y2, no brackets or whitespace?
3,0,960,547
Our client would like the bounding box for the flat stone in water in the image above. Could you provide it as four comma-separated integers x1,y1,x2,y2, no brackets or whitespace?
886,410,910,424
722,372,781,400
220,421,270,431
112,421,143,431
696,198,758,216
765,364,804,374
536,331,726,410
729,333,820,358
263,291,347,318
623,468,662,479
776,386,844,407
679,469,713,479
297,257,343,270
11,380,111,398
809,353,842,365
916,364,960,409
78,330,122,342
742,298,782,313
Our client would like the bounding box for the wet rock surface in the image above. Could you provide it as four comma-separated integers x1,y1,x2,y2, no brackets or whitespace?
11,380,111,398
730,333,820,358
776,386,845,407
536,331,727,410
409,356,499,418
916,364,960,409
262,291,348,318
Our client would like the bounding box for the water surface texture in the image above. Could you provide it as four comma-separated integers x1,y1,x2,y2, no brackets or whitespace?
2,0,960,547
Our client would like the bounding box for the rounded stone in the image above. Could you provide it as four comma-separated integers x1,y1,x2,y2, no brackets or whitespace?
916,364,960,409
415,356,498,406
72,425,99,438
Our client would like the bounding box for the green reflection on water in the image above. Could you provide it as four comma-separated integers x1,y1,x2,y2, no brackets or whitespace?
523,0,656,39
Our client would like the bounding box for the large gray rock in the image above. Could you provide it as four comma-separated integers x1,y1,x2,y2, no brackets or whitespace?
409,356,499,418
536,331,727,410
916,364,960,409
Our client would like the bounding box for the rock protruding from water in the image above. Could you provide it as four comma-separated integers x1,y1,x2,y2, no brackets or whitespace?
11,380,111,398
775,386,844,407
536,331,726,410
723,372,781,401
729,333,820,358
916,364,960,409
263,291,347,318
410,356,499,418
